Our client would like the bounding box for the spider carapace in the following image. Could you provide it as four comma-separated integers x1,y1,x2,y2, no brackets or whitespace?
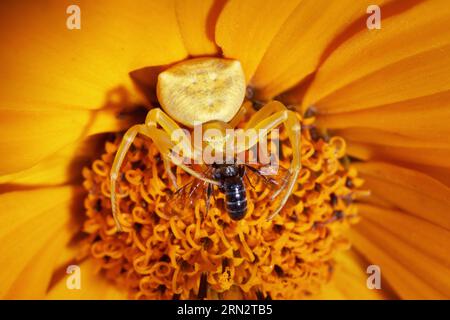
110,58,301,231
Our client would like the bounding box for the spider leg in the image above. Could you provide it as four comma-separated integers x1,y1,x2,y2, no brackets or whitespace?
145,109,220,187
269,170,291,201
243,100,286,131
237,101,301,221
228,101,253,128
168,155,220,186
145,108,192,189
110,109,219,232
245,164,285,195
110,124,155,231
164,158,178,189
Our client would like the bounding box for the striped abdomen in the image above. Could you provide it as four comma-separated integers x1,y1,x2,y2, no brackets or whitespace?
223,178,247,220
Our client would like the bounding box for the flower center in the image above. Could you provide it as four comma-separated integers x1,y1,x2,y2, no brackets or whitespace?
81,102,362,299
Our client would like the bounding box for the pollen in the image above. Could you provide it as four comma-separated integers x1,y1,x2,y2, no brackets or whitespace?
81,104,363,300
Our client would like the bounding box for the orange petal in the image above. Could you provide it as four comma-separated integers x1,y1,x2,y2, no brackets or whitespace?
315,250,391,299
401,163,450,188
0,0,187,111
347,140,450,169
354,162,450,230
311,282,346,300
5,227,75,299
216,0,301,82
0,186,79,298
318,90,450,148
46,260,125,300
334,127,449,150
0,134,106,186
252,0,393,99
0,104,138,175
358,204,450,269
359,192,397,211
175,0,222,56
303,0,450,113
350,218,449,299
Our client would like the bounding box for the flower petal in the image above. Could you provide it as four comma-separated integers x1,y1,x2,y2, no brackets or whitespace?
0,0,187,111
318,90,450,149
358,204,450,270
335,127,449,150
0,186,79,298
402,163,450,188
252,0,393,99
0,105,138,175
360,192,398,211
175,0,222,56
316,250,391,299
5,227,75,299
349,217,450,299
46,260,125,300
303,0,450,113
216,0,301,82
0,134,106,186
354,162,450,230
347,141,450,169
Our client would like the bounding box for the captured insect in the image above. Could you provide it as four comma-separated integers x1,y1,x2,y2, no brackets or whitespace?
166,163,249,221
110,58,301,231
169,161,291,222
208,163,249,221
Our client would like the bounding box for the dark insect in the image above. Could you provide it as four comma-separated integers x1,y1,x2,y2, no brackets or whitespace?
169,162,290,221
212,163,247,220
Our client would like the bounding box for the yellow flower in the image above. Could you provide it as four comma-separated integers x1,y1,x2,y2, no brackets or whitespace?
1,0,449,299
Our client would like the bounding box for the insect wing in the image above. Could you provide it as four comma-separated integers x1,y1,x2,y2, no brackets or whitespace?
245,163,290,193
167,178,209,215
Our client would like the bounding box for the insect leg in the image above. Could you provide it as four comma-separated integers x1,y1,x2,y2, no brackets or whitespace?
169,154,220,186
111,125,217,232
245,174,256,190
245,164,278,187
205,183,213,215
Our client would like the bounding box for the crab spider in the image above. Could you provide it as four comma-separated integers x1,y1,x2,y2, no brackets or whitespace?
110,58,301,231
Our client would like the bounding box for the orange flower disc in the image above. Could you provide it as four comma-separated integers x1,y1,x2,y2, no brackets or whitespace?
81,105,362,299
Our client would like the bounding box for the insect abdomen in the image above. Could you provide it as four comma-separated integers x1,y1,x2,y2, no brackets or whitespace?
224,179,247,220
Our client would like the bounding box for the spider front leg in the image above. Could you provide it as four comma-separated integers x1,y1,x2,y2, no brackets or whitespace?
239,101,301,221
228,100,253,128
110,109,219,232
110,124,153,231
145,108,192,189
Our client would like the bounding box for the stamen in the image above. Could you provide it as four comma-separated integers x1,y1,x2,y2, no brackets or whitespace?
81,106,363,299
